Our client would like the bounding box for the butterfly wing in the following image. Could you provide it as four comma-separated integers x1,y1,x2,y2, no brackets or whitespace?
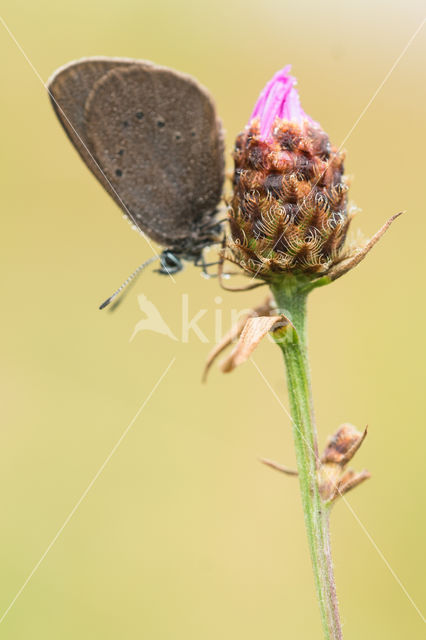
48,58,225,247
48,57,153,209
84,64,224,246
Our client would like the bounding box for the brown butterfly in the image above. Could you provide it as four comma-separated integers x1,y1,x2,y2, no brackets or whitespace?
48,57,225,307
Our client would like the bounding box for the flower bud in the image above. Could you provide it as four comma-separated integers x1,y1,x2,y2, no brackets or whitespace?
226,67,399,283
227,66,350,280
318,424,370,503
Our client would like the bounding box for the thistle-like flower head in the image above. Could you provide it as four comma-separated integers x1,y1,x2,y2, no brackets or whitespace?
226,66,400,284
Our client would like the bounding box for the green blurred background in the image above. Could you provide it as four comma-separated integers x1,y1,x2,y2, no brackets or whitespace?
1,1,425,637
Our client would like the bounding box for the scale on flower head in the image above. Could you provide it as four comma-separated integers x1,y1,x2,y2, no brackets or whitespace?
48,57,226,309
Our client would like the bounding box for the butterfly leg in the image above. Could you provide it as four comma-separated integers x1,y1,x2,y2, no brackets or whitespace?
194,249,237,281
217,239,267,292
194,253,221,279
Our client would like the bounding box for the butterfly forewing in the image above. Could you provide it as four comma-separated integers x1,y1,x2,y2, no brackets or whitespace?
48,57,224,248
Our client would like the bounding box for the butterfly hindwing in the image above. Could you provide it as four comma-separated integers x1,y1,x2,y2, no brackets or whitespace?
48,58,224,247
84,64,224,245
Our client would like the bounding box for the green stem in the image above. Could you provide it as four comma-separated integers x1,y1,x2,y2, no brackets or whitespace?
270,278,342,640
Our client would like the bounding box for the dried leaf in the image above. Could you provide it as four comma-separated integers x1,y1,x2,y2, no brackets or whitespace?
203,296,274,381
337,469,371,498
220,314,287,373
260,458,298,476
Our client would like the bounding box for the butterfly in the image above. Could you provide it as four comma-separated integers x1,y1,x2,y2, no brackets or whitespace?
48,57,225,307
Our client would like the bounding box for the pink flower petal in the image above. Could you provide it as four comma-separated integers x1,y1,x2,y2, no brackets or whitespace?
250,66,315,140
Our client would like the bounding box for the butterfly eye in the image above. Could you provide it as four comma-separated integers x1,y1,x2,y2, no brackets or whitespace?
160,251,182,274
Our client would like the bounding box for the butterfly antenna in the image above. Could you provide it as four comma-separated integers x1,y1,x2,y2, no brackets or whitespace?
99,255,160,310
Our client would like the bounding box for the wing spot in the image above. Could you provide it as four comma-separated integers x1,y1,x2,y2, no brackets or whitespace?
116,169,123,177
175,132,182,141
136,111,144,120
157,118,165,128
122,120,129,128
